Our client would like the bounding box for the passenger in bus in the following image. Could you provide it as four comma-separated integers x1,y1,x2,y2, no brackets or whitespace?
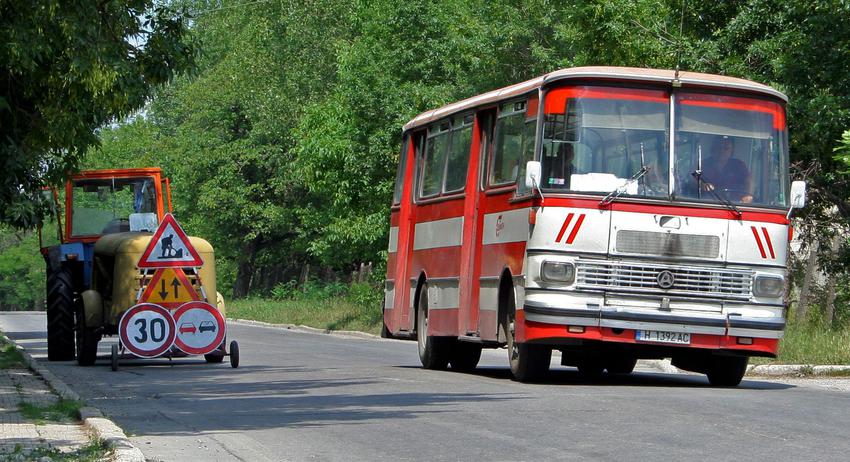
701,136,753,203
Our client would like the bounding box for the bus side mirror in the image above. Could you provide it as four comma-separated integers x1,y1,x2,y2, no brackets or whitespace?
790,180,806,208
525,161,542,190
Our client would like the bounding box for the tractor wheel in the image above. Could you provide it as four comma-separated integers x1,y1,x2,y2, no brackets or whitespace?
205,341,225,363
75,308,99,366
46,268,75,361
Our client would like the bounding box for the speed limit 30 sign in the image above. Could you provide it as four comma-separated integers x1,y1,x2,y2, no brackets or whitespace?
119,303,176,358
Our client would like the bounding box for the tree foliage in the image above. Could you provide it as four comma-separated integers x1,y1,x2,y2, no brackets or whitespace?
81,0,850,301
0,0,195,228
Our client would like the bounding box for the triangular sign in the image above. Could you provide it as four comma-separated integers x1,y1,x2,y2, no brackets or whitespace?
139,268,201,308
138,213,204,268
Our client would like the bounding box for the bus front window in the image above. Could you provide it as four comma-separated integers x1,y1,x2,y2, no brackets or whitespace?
542,86,670,198
673,93,788,207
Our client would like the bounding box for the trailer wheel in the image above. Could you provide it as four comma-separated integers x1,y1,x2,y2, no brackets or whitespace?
75,309,99,366
46,267,75,361
449,342,482,372
111,344,119,372
416,284,449,370
706,356,748,387
229,340,240,368
503,292,550,382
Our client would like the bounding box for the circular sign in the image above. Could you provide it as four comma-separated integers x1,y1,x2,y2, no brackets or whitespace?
119,303,176,358
172,301,226,355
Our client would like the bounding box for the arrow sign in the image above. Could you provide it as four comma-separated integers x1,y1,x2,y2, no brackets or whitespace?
139,268,200,308
138,213,204,268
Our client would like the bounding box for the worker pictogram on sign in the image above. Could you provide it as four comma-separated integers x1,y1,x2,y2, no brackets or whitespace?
119,303,176,358
138,213,204,268
172,301,226,356
139,268,200,308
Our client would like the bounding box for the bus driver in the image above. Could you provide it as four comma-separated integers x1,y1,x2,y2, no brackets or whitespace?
700,136,753,203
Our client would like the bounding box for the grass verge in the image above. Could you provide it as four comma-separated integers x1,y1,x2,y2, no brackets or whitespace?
752,323,850,365
18,399,83,424
228,295,383,335
0,338,26,369
4,440,110,461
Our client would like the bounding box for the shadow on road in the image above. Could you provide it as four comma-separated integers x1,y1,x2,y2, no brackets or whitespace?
399,365,794,391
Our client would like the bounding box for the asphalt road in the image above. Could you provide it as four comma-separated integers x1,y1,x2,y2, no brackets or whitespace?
1,312,849,462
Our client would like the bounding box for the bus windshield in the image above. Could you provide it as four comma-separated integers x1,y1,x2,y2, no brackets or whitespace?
673,92,788,207
541,85,789,207
542,86,670,198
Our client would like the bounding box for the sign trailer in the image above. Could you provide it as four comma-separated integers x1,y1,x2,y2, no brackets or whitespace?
113,213,239,370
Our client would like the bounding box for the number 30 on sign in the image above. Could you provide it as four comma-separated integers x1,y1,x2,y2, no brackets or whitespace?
119,303,176,358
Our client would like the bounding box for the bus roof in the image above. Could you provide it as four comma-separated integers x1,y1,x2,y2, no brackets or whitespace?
403,66,787,132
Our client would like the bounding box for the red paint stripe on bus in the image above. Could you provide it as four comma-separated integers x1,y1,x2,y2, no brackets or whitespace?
751,226,767,258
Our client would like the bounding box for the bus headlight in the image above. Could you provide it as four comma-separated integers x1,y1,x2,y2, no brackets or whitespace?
753,275,784,298
541,261,576,284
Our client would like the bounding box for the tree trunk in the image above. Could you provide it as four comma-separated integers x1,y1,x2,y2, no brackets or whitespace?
299,263,310,284
232,239,258,299
824,234,841,327
796,240,820,322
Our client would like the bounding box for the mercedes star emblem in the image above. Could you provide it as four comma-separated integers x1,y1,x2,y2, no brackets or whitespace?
656,270,675,289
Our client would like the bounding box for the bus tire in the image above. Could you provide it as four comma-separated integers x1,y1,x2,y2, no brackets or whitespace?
449,342,482,372
605,356,637,375
503,290,550,382
46,267,76,361
416,284,449,370
706,356,748,387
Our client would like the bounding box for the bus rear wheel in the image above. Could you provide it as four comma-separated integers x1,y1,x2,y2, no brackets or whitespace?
416,284,450,370
449,342,482,372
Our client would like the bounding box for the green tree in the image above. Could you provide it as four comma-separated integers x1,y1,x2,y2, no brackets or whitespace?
0,0,195,228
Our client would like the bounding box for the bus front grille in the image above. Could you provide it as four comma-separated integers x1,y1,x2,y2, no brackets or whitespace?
576,260,752,299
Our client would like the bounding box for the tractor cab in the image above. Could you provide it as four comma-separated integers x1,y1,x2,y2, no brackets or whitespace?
62,168,172,243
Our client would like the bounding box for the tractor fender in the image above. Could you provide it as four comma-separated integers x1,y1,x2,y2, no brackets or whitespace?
80,290,104,328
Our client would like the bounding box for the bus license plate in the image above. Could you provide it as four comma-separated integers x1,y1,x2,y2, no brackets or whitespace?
635,330,690,345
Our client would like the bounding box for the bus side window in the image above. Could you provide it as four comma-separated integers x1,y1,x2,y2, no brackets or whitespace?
393,135,410,205
444,115,473,193
420,122,451,198
490,102,526,187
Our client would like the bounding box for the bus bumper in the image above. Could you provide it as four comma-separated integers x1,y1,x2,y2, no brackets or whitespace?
519,300,784,356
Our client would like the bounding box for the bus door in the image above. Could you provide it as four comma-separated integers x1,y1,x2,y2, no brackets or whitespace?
390,134,418,332
458,110,494,336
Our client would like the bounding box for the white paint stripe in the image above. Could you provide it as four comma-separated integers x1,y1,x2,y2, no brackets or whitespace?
427,281,460,310
388,227,399,253
478,285,499,312
413,217,464,250
482,208,530,245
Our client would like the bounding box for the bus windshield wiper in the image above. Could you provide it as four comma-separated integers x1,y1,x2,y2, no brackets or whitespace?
690,169,742,218
599,165,648,206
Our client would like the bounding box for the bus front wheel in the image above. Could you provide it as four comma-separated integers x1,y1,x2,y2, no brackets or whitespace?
503,293,550,382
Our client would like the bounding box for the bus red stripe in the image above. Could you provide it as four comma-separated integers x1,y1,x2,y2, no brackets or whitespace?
761,227,775,259
556,213,574,243
565,213,586,244
751,226,767,258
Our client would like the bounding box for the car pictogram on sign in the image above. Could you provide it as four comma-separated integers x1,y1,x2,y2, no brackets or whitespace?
198,321,216,333
179,323,196,334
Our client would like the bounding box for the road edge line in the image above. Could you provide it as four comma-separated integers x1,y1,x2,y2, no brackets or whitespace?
2,333,146,462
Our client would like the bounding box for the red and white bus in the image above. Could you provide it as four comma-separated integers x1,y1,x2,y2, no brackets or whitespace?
383,66,806,386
